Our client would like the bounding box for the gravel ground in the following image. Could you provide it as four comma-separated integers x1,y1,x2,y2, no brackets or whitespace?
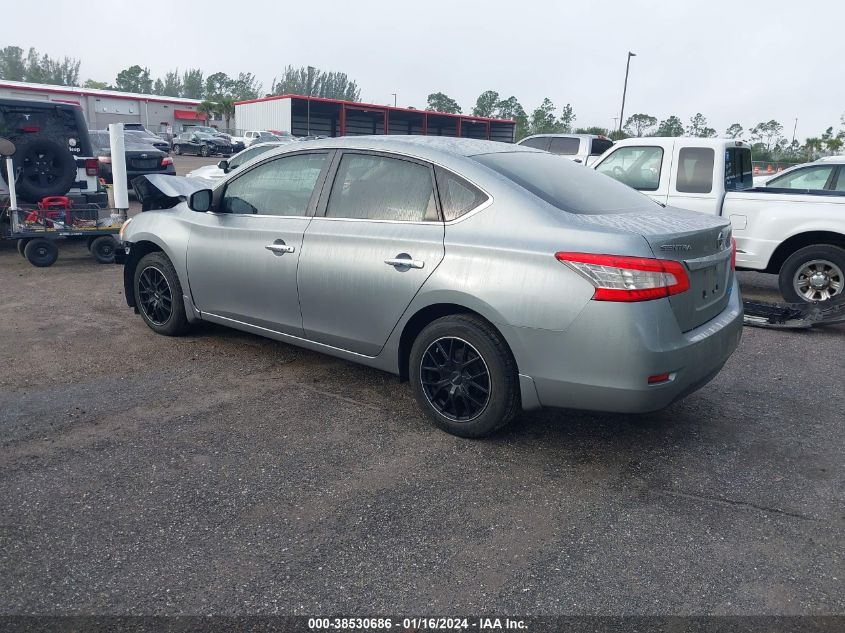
0,156,842,616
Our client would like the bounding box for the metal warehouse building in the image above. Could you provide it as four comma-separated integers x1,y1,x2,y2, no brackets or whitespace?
0,79,209,135
235,94,516,142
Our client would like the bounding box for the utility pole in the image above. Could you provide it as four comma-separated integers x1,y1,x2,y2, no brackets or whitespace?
391,93,397,107
619,51,636,134
612,117,619,131
791,117,798,144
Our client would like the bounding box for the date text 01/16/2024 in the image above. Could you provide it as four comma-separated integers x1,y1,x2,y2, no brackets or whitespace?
307,617,528,630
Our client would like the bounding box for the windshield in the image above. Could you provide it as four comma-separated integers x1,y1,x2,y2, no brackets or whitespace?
195,132,215,139
474,151,657,215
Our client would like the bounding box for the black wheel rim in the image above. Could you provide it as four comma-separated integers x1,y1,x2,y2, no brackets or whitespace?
138,266,173,326
420,337,491,422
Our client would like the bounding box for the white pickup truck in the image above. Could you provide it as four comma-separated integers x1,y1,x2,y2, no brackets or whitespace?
592,138,845,303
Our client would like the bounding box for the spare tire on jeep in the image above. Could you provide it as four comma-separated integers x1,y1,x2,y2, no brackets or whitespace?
0,136,77,202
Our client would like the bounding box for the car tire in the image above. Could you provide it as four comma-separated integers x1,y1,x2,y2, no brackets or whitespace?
200,145,210,157
133,251,189,336
173,144,182,156
409,314,520,438
90,235,117,264
23,238,59,267
17,238,30,257
778,244,845,303
1,136,77,202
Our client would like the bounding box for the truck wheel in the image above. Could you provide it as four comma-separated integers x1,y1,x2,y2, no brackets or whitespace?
90,235,117,264
1,137,77,203
779,244,845,303
17,238,30,257
23,238,59,267
133,251,189,336
409,314,520,438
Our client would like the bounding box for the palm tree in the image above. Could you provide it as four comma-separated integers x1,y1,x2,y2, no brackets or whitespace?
218,97,235,132
196,100,216,125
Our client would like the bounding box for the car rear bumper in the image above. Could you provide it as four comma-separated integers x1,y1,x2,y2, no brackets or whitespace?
507,278,744,413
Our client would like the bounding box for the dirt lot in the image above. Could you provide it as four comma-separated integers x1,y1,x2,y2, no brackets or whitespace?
0,156,843,615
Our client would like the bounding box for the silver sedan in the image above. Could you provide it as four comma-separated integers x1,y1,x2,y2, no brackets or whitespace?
116,136,743,437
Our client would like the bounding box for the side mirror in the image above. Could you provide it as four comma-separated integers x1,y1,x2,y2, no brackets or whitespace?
217,159,229,173
0,136,16,157
573,158,583,164
188,189,213,212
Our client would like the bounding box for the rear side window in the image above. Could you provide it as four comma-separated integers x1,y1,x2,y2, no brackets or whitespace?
475,151,656,215
676,147,715,194
590,138,614,156
435,167,488,221
766,165,835,190
548,137,580,155
595,146,663,191
326,153,438,222
725,147,753,191
519,137,550,151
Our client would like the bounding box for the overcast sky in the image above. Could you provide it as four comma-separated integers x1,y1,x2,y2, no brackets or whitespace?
6,0,844,139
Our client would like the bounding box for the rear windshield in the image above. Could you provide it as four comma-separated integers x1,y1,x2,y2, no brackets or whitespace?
474,151,657,215
548,137,580,155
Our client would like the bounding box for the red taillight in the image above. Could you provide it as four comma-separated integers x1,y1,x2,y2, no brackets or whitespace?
555,252,690,302
730,237,737,270
21,125,40,133
648,372,671,384
85,158,99,176
161,156,173,167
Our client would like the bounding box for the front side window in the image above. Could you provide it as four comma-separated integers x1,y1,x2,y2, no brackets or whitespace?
519,137,550,151
766,165,835,190
221,153,327,216
595,146,664,191
325,154,437,222
676,147,715,194
548,137,581,155
435,167,488,221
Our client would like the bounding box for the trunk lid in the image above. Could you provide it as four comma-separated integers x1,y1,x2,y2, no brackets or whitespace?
573,206,733,332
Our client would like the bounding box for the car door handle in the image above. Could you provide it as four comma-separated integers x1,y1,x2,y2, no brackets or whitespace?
384,257,424,269
265,244,295,254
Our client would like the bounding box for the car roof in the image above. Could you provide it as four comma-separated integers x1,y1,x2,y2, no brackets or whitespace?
814,155,845,163
519,133,604,140
282,135,537,159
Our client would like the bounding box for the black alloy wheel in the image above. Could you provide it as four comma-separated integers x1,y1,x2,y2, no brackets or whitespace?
420,336,491,422
137,265,173,326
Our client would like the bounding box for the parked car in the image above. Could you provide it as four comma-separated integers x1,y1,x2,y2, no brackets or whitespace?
213,132,244,153
186,142,287,181
125,130,171,154
172,132,232,157
243,130,276,147
0,97,105,204
592,138,845,303
116,136,742,438
89,130,175,185
517,134,614,166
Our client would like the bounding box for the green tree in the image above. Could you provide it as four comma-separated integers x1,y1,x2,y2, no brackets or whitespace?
272,66,360,101
229,72,261,100
495,96,528,140
558,103,576,133
749,120,784,152
217,96,236,129
426,92,461,114
528,97,558,135
821,126,843,155
83,79,110,89
656,115,684,137
0,46,26,80
575,126,611,136
804,137,823,161
205,72,231,100
182,69,205,99
158,70,184,97
115,65,153,93
472,90,500,117
687,113,716,137
197,100,216,124
725,123,744,139
623,113,657,137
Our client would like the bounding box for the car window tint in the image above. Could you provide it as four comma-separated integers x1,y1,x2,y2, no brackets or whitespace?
725,147,753,191
590,138,614,156
676,148,715,193
595,146,663,191
548,137,580,155
326,154,437,222
229,145,273,170
766,165,834,190
435,167,488,221
222,153,327,216
475,151,657,215
519,137,550,151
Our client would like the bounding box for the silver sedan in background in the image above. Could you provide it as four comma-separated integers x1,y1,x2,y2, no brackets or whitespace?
116,136,742,437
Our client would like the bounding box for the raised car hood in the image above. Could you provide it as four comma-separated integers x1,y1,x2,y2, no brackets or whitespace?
132,174,215,210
